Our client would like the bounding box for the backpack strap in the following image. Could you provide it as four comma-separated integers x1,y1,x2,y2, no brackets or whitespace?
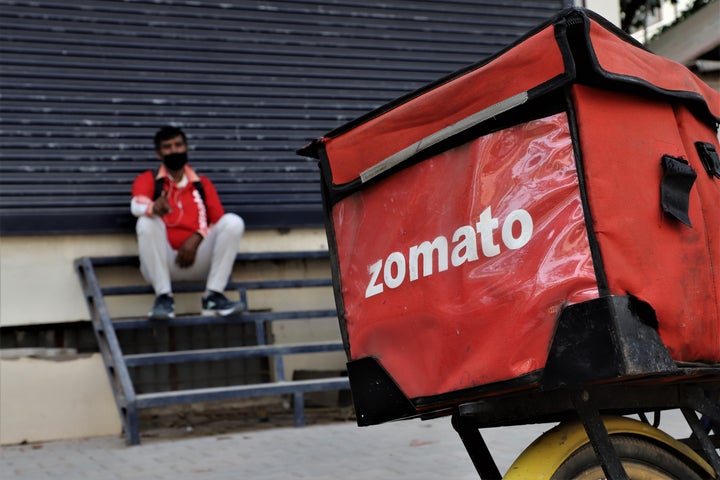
153,174,165,201
192,179,207,206
152,170,208,209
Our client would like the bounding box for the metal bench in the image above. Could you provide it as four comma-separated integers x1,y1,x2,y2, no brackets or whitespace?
75,251,349,445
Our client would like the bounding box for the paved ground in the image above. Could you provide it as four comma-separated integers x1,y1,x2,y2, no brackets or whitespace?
0,410,696,480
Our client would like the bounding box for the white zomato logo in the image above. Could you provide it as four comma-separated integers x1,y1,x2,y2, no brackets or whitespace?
365,206,533,298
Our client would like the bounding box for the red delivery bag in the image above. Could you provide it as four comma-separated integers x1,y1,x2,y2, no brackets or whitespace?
299,7,720,425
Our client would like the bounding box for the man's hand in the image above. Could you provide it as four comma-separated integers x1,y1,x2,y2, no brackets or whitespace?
152,190,172,216
176,232,203,268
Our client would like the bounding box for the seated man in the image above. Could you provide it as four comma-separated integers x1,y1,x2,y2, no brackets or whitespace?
130,126,245,319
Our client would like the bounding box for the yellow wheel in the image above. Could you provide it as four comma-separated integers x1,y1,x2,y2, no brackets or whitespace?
504,416,715,480
550,434,703,479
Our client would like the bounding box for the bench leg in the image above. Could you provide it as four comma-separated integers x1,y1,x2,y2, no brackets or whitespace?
293,393,305,427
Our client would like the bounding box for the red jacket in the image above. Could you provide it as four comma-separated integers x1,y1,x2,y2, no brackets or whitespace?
131,165,225,249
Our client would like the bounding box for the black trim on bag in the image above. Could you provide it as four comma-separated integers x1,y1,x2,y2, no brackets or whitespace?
316,11,571,143
564,86,609,296
359,92,530,184
569,9,719,130
410,370,544,411
301,5,720,159
300,7,719,187
345,353,544,424
297,7,585,163
318,152,352,360
322,91,569,206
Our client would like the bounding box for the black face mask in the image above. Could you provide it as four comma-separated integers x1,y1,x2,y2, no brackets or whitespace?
162,152,188,171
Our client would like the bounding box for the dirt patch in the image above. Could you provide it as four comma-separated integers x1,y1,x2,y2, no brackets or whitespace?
138,397,356,441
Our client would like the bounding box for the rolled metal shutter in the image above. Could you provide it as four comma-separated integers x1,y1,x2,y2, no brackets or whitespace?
0,0,566,234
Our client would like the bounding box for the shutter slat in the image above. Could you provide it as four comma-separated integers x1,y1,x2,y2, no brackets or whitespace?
0,0,564,234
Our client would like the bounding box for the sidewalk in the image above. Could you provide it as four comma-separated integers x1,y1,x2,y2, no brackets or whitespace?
1,411,693,479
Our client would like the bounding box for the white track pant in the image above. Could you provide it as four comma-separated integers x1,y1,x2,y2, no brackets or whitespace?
136,213,245,296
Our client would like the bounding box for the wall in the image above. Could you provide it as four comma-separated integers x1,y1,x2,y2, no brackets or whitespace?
0,228,343,444
0,230,330,326
0,353,121,445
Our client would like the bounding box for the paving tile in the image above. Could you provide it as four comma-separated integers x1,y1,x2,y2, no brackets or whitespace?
0,410,696,479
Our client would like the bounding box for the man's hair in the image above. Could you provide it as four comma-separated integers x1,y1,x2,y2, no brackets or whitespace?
154,126,187,150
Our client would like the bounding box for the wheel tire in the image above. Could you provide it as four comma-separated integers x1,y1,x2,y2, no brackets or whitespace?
550,435,704,480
